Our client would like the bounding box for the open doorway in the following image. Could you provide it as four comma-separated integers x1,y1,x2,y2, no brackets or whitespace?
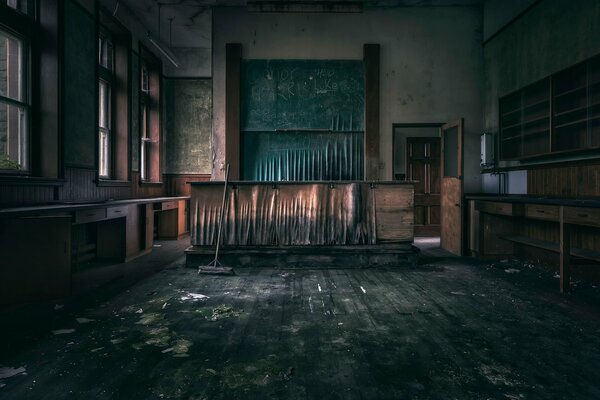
393,123,442,238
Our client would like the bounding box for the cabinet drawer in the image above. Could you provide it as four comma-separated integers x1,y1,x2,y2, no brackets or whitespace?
160,201,178,211
563,207,600,227
478,201,514,216
525,204,559,221
74,208,106,224
107,205,128,219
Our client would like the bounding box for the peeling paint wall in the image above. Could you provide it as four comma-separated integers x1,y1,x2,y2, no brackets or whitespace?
212,6,484,192
165,79,212,175
484,0,600,170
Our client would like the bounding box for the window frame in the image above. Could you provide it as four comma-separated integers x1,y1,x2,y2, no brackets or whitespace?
96,8,131,185
0,3,33,175
138,44,162,184
97,30,114,179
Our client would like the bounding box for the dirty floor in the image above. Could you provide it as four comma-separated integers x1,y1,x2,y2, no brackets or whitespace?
2,238,600,399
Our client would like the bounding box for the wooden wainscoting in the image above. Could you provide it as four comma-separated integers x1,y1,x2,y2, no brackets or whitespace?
528,163,600,197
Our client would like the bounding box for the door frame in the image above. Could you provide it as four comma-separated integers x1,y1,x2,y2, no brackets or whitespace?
391,123,444,181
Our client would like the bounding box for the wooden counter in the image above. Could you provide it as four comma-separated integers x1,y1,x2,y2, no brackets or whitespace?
0,196,189,306
466,194,600,292
187,181,416,268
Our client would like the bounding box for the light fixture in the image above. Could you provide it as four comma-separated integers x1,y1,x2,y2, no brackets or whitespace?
247,1,363,13
146,33,179,68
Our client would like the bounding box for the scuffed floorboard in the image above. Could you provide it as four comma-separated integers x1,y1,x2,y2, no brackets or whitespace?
1,252,600,398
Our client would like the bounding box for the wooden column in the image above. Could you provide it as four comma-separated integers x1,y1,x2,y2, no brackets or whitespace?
559,206,571,293
225,43,242,180
364,44,380,180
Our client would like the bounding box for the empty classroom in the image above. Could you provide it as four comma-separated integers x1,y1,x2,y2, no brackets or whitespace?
1,0,600,398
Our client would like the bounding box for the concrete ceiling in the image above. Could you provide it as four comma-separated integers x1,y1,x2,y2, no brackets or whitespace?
118,0,484,47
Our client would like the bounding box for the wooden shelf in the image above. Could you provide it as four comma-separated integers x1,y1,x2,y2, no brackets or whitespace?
554,85,586,99
522,127,550,137
522,114,549,126
554,115,600,129
501,235,600,262
523,98,550,110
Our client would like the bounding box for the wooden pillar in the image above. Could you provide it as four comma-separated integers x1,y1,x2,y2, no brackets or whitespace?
225,43,242,180
559,206,571,293
364,44,380,181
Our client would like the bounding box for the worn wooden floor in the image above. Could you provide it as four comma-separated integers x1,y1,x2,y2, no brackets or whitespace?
2,239,600,399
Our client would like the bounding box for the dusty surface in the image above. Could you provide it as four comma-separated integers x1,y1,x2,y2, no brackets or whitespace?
1,240,600,399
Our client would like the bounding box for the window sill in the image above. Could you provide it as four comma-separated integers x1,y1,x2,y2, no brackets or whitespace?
0,175,65,186
96,179,131,187
139,180,163,187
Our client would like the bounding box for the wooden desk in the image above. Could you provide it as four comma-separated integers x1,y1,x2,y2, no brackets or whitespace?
467,195,600,292
0,196,189,305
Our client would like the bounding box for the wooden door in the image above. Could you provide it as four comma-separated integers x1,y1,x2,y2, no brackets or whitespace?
407,137,440,236
440,119,464,255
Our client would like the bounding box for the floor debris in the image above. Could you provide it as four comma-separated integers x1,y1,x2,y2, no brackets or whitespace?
76,318,96,324
504,268,521,274
0,367,26,379
180,293,210,302
52,329,75,335
209,305,242,321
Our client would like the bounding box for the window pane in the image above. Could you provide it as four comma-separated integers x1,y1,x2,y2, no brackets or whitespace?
99,80,110,129
0,29,25,102
99,129,110,177
0,101,28,170
141,67,149,92
443,126,458,177
6,0,28,14
99,36,113,71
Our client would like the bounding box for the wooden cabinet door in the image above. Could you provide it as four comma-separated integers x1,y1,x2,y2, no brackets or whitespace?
0,216,71,305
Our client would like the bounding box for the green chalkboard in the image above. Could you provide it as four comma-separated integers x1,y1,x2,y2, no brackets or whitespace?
241,60,364,131
63,0,96,168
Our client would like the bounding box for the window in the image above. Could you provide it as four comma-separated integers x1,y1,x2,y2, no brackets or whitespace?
96,12,130,183
139,47,161,183
98,33,113,178
6,0,30,14
0,13,29,172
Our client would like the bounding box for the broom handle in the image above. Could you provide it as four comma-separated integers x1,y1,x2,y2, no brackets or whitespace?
214,163,229,262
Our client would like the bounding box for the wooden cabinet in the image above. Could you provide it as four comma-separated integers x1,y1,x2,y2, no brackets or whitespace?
469,197,600,292
500,78,551,160
157,199,189,240
499,53,600,161
0,216,72,305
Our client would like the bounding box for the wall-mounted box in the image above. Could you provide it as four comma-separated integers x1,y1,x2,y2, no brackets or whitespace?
481,132,494,167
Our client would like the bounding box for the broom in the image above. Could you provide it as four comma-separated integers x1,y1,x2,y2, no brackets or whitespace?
198,163,234,275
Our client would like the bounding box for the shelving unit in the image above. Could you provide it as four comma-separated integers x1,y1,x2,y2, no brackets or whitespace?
499,54,600,161
500,78,551,160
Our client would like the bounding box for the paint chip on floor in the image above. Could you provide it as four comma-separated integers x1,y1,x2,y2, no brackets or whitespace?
360,286,366,294
504,268,521,274
0,367,26,379
318,284,322,292
180,293,210,301
76,318,96,324
52,329,75,335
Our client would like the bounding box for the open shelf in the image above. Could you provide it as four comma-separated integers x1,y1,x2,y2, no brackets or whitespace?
499,53,600,162
502,234,600,262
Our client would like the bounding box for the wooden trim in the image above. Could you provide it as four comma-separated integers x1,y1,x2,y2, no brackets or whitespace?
0,176,65,186
225,43,241,180
96,179,131,187
364,44,380,180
